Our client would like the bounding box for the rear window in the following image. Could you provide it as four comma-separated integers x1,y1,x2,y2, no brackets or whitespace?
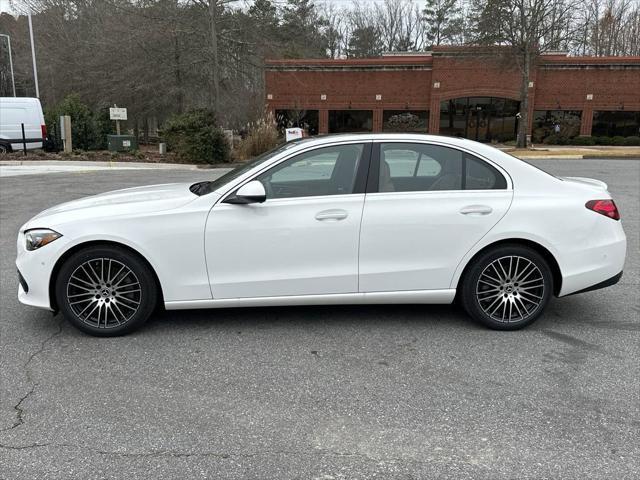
378,143,507,192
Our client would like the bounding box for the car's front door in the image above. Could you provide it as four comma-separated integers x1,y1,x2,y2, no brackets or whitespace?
205,142,371,299
359,142,513,292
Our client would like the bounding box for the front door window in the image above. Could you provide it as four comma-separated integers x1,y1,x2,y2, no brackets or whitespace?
257,144,365,199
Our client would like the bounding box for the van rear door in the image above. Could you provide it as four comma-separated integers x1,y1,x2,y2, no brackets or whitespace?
0,98,45,151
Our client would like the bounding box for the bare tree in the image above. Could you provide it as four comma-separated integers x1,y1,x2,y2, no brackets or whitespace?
470,0,579,147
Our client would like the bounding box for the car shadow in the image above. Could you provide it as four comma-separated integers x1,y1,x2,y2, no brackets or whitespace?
142,302,475,335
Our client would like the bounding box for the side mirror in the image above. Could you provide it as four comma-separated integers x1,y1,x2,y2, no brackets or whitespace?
224,180,266,204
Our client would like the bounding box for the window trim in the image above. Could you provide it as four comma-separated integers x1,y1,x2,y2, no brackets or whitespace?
367,141,511,194
221,141,373,203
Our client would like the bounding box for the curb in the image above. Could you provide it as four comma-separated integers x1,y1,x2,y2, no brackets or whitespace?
516,155,640,160
516,155,584,159
0,160,220,170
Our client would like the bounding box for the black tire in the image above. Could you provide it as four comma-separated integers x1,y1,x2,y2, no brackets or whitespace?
0,143,10,154
55,245,157,336
460,244,553,330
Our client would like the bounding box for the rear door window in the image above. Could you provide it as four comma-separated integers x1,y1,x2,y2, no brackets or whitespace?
377,143,507,192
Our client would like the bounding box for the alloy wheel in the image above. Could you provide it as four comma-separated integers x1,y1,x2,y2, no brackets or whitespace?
475,255,545,323
66,257,142,329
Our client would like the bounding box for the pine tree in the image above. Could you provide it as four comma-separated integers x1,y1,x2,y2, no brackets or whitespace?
423,0,464,46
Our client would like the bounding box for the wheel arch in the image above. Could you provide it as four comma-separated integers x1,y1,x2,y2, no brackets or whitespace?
455,238,563,296
48,240,165,312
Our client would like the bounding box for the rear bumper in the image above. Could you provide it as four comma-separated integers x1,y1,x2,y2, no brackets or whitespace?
558,228,626,297
567,271,623,296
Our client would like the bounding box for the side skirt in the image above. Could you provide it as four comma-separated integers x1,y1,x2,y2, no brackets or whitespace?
164,289,456,311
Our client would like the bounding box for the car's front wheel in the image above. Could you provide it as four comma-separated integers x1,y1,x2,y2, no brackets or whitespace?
460,245,553,330
55,245,157,336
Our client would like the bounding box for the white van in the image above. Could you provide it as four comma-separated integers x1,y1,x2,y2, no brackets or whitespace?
0,97,46,153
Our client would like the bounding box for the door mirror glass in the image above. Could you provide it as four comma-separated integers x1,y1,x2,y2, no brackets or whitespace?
225,180,266,204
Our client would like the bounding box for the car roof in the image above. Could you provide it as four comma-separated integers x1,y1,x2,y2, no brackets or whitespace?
295,133,477,148
289,133,515,166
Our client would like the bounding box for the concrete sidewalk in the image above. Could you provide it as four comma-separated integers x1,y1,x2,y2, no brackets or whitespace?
0,160,230,178
502,145,640,159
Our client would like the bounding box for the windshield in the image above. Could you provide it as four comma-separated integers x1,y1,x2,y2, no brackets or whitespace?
201,141,304,195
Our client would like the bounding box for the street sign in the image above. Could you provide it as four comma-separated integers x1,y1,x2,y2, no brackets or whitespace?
109,107,127,121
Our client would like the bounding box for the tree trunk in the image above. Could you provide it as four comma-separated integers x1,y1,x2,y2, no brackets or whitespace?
517,49,531,148
209,0,220,118
173,29,184,114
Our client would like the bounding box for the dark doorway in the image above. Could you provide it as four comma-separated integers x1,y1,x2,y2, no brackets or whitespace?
440,97,520,142
328,110,373,133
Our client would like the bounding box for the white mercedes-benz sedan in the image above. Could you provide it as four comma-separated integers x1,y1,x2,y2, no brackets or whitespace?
16,134,626,336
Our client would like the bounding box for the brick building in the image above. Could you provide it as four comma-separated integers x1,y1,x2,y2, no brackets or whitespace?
265,46,640,142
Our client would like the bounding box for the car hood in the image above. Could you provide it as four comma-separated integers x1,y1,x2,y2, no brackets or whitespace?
25,183,199,229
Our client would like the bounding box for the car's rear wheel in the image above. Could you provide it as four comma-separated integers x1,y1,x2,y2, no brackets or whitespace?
55,246,157,336
460,245,553,330
0,143,10,154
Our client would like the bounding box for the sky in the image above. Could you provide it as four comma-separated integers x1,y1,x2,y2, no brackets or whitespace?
1,0,366,16
0,0,15,15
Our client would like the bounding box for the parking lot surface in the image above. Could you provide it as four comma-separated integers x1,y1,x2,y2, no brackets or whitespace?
1,159,638,479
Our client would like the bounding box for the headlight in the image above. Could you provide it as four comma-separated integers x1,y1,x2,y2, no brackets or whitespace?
25,229,62,251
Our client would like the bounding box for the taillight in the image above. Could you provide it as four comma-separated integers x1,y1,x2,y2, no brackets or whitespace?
586,199,620,220
41,124,47,140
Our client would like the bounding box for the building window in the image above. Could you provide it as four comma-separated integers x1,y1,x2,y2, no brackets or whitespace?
328,110,373,133
439,97,519,142
532,110,582,143
592,111,640,137
275,109,319,136
383,111,429,133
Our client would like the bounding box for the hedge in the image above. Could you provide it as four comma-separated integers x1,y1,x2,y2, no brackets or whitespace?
163,109,231,164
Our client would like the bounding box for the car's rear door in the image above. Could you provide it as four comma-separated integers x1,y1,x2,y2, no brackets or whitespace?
358,141,513,293
206,141,371,299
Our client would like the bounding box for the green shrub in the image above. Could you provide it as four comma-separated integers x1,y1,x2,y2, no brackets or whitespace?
623,136,640,146
611,136,626,146
45,95,114,151
163,109,230,164
572,136,596,146
543,134,569,145
93,106,116,150
594,136,613,145
238,112,281,160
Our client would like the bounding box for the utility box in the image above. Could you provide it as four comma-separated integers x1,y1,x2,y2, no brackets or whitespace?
107,134,137,152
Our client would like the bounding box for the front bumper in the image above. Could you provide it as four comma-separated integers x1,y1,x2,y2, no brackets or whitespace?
16,230,69,311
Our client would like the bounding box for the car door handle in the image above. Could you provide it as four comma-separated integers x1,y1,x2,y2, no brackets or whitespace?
460,205,493,216
315,209,348,221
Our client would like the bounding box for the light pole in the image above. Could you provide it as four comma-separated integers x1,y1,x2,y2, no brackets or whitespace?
0,33,16,97
27,10,39,98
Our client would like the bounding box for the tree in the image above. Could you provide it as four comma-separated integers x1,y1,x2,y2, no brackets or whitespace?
348,26,384,58
423,0,464,46
321,2,345,58
279,0,327,58
469,0,578,147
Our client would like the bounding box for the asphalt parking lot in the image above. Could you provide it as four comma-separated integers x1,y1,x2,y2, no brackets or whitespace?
1,159,638,479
